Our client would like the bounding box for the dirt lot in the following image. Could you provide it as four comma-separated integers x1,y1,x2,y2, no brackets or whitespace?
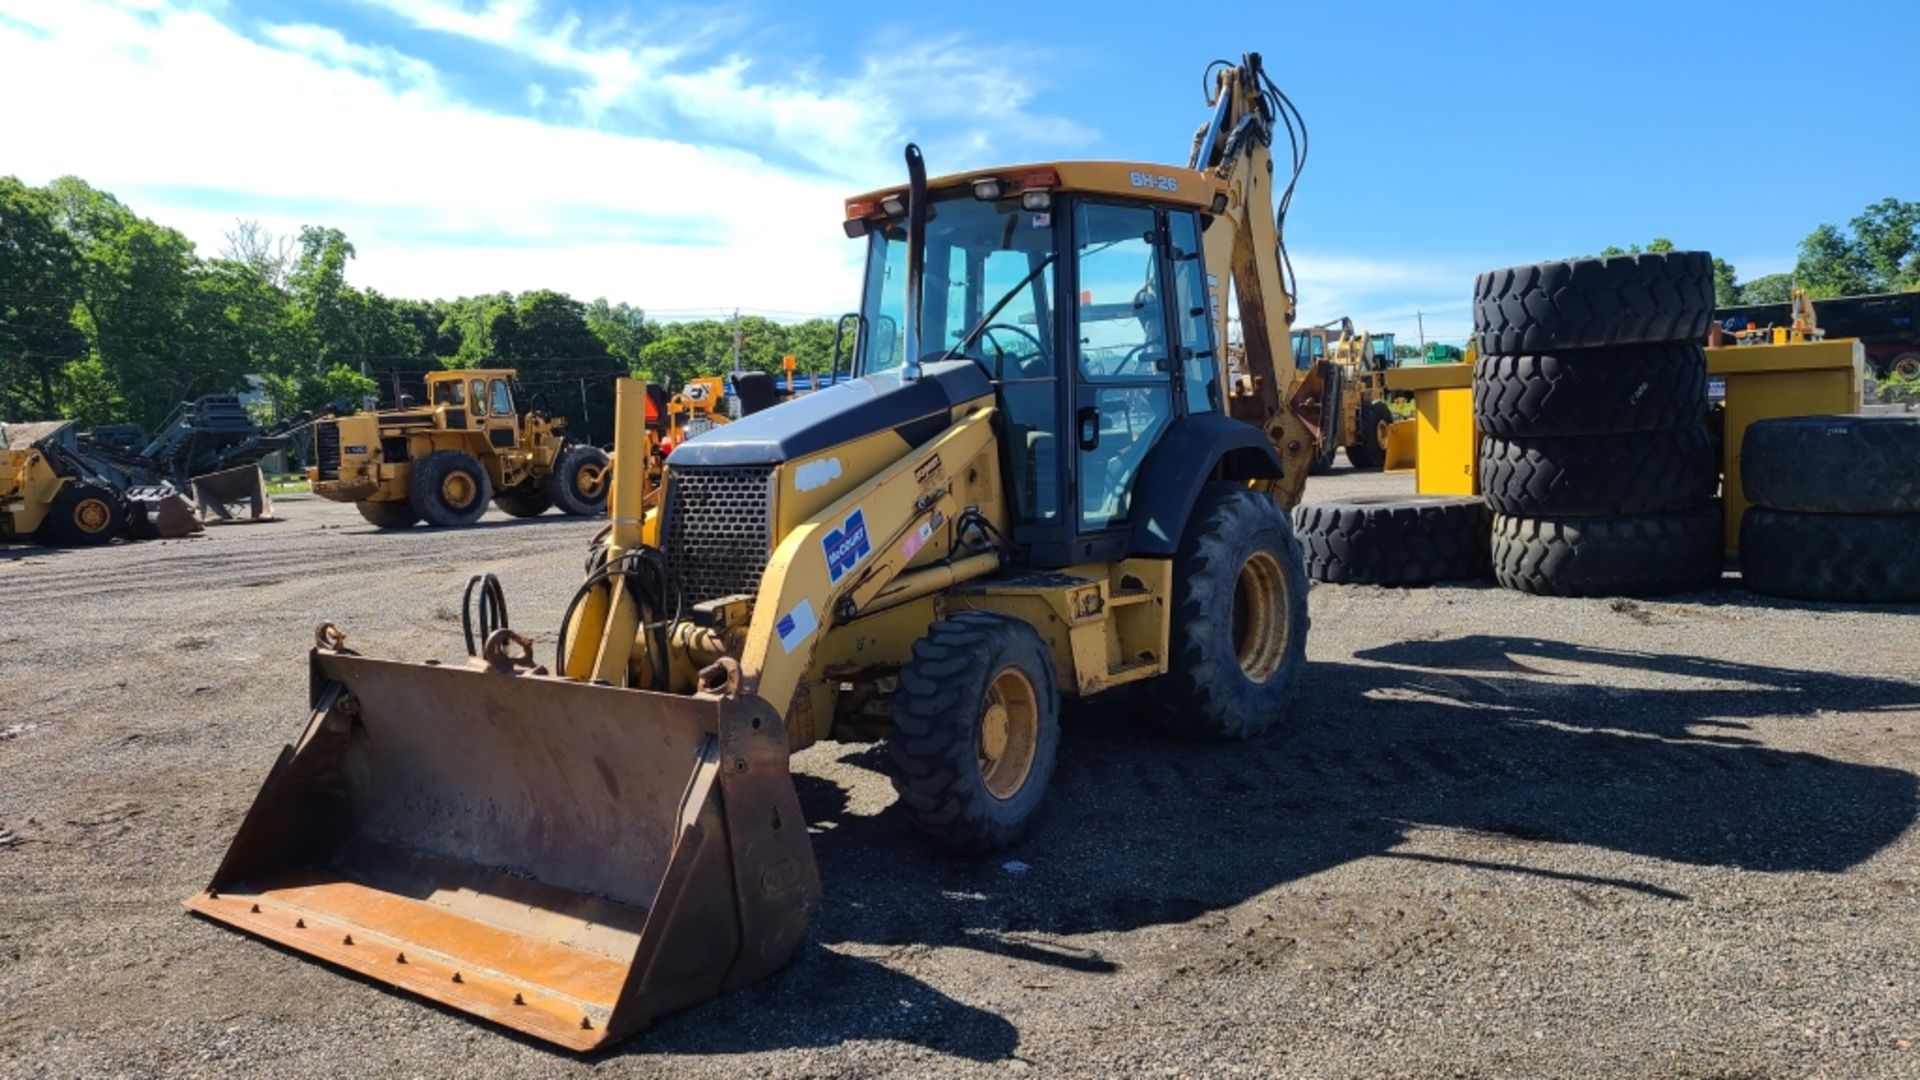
3,465,1918,1078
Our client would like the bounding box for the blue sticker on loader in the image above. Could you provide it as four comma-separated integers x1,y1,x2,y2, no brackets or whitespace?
823,508,871,584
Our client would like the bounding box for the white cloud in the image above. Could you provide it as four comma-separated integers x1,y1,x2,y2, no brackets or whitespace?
0,0,1092,316
1291,253,1482,345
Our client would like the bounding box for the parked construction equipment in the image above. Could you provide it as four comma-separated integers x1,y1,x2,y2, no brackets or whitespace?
1,420,201,545
307,368,610,528
190,52,1321,1050
1289,319,1397,470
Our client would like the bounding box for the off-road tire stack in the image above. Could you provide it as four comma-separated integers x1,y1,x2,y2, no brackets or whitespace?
1472,252,1722,597
1738,414,1920,602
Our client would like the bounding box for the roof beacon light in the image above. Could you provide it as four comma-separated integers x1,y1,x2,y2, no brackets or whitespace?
972,178,1003,201
1020,190,1052,212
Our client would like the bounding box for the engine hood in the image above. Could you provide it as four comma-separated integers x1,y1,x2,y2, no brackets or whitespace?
665,360,992,468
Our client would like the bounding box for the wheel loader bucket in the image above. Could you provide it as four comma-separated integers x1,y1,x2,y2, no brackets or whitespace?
1382,417,1417,472
190,464,275,524
185,640,820,1052
126,485,205,539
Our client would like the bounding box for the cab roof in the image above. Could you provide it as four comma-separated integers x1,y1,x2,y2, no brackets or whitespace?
845,161,1223,221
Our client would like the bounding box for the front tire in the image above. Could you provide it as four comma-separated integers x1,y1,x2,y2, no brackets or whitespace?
1151,483,1310,740
43,483,125,546
1346,400,1394,469
889,611,1061,852
408,451,492,527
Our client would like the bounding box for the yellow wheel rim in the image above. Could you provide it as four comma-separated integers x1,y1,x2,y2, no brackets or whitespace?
441,471,477,509
74,497,113,534
1896,357,1920,379
1231,550,1289,683
978,668,1039,801
575,462,606,499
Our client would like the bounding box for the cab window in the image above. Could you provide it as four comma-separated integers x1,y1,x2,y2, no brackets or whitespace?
490,379,513,417
1167,210,1217,413
433,380,464,406
469,379,487,416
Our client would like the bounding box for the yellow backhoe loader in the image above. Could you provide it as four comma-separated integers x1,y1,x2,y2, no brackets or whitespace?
308,368,610,528
189,52,1323,1051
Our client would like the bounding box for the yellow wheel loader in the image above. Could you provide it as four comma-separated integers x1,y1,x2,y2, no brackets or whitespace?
308,368,610,528
1289,319,1398,471
190,52,1322,1051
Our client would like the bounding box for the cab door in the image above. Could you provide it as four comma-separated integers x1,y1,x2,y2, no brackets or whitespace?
484,377,518,450
1069,200,1178,537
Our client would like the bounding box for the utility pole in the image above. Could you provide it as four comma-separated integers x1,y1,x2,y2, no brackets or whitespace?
1416,310,1426,354
731,309,743,374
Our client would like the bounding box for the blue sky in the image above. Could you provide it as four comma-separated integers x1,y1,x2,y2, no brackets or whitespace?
3,0,1913,343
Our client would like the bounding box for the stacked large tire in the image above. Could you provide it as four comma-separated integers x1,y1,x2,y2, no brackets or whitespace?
1739,414,1920,602
1292,495,1491,586
1473,252,1723,597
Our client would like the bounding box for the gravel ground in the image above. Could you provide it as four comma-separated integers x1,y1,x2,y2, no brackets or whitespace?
3,463,1918,1078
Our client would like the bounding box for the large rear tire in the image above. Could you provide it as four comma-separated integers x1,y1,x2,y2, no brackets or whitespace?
43,483,125,546
549,444,611,517
1150,483,1310,740
889,611,1061,852
408,451,492,527
355,501,420,529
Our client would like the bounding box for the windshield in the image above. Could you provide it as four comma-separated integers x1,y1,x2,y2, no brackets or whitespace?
857,192,1056,376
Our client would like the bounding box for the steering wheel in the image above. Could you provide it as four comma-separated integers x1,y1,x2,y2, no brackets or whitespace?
1114,344,1163,377
979,323,1048,378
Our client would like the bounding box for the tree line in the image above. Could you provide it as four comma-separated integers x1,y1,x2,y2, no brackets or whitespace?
1,175,850,444
1605,197,1920,307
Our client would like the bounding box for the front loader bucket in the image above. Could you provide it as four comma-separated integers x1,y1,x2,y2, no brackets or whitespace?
126,485,204,539
191,464,275,524
185,644,820,1052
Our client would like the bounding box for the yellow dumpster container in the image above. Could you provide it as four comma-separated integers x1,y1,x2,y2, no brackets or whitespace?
1383,362,1477,496
1707,339,1866,555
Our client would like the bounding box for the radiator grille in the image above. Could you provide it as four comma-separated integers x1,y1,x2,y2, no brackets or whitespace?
315,421,341,480
663,466,774,607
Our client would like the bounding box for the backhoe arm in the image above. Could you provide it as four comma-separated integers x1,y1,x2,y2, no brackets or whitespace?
1192,53,1317,507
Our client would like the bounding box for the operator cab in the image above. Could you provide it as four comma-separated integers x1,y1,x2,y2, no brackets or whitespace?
850,172,1221,565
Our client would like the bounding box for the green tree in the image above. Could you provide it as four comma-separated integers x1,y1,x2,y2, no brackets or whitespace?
1740,273,1794,304
0,177,88,419
1848,198,1920,291
585,298,652,371
1711,258,1741,307
1795,224,1873,299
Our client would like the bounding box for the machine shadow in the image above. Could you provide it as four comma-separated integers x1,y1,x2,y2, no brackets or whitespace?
752,633,1920,1058
625,634,1918,1062
607,939,1019,1063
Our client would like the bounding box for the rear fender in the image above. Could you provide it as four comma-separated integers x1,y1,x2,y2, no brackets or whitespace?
1127,412,1285,557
